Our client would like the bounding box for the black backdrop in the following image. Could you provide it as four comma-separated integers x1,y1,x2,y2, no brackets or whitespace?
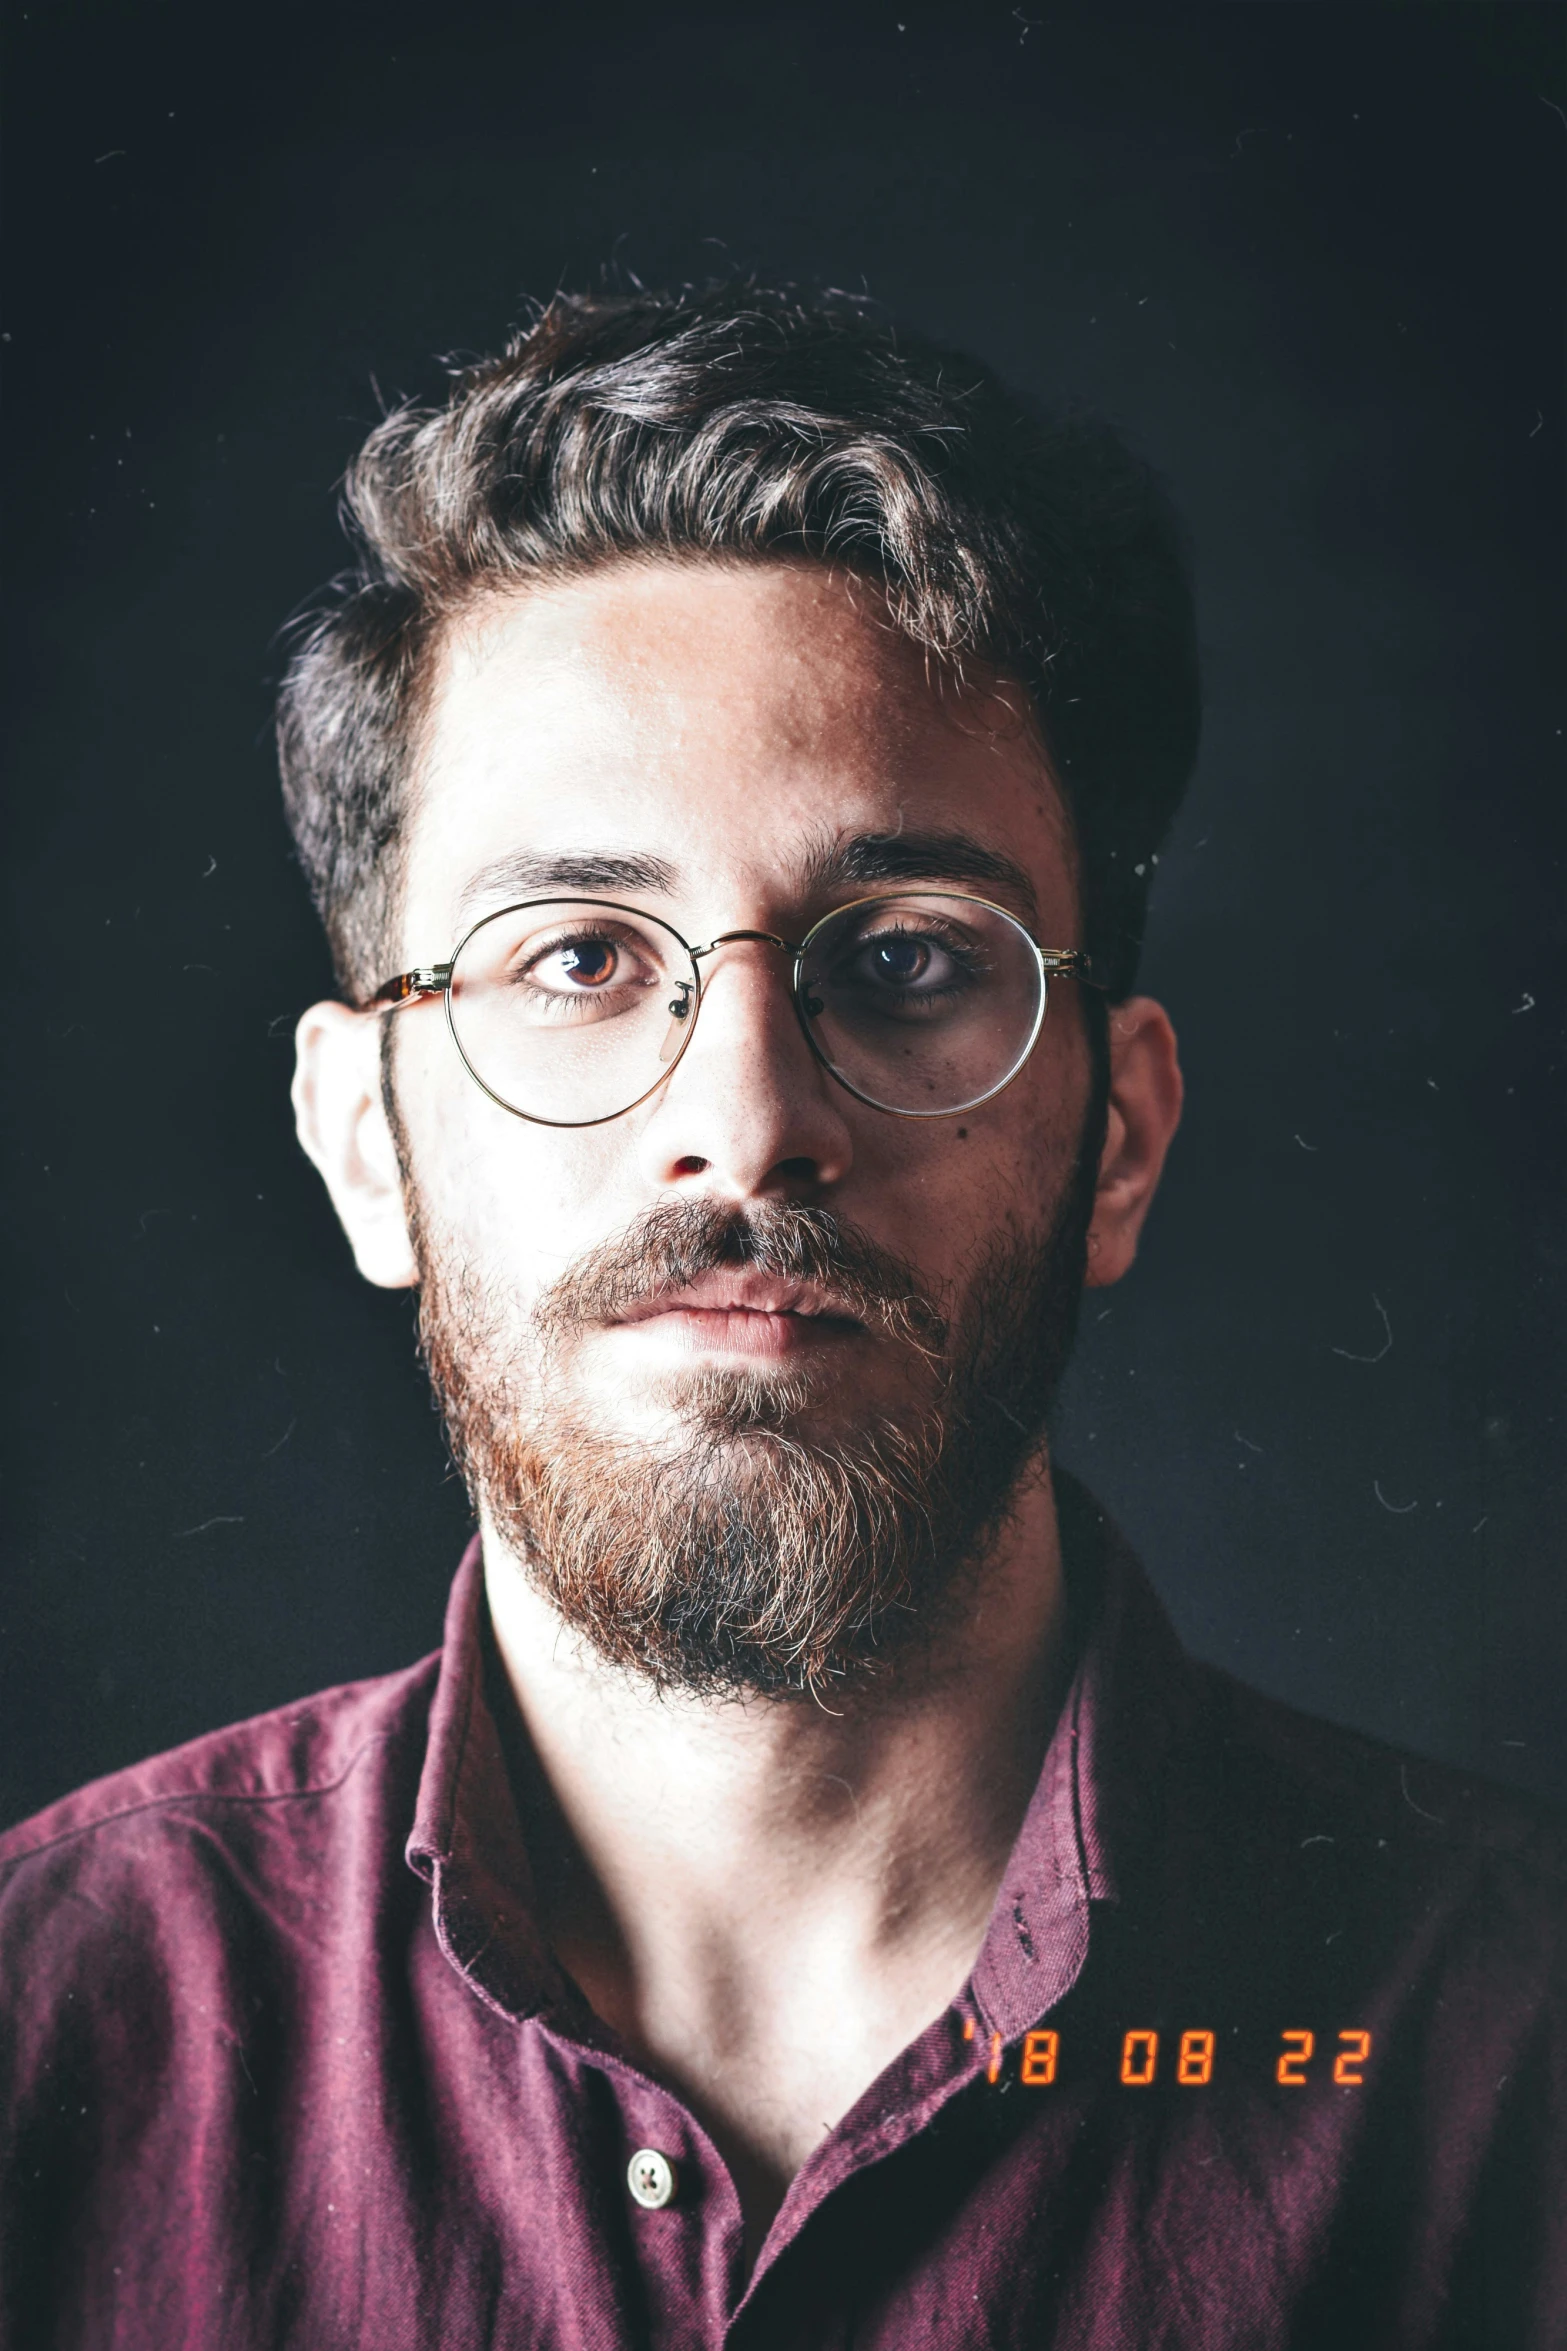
3,2,1562,1827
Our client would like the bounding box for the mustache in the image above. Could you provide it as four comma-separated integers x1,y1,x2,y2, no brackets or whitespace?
533,1197,950,1362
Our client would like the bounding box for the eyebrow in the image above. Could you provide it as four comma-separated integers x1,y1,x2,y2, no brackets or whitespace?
797,829,1042,931
455,849,680,921
453,828,1041,932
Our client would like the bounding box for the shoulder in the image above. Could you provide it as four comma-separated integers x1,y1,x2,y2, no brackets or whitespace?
0,1652,446,2249
1092,1656,1567,2108
1167,1663,1567,2021
1080,1478,1567,1930
0,1648,441,1914
0,1652,443,2117
1187,1660,1567,1888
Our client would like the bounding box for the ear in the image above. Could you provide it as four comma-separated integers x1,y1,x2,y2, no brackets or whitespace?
1084,996,1183,1290
292,1001,418,1289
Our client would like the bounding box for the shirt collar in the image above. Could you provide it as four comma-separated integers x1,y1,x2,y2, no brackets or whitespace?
406,1536,561,2022
969,1471,1191,2036
406,1472,1195,2036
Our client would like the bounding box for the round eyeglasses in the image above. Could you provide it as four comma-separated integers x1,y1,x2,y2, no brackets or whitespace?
372,893,1102,1128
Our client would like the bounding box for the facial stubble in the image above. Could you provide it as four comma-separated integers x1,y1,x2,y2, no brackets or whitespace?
402,1100,1104,1702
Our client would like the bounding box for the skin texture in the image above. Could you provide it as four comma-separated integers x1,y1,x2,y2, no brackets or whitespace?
294,558,1182,2254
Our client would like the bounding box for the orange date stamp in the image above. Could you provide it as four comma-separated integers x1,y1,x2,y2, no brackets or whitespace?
963,2018,1374,2087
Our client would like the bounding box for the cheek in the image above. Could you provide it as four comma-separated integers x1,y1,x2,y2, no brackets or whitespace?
860,1130,1041,1303
394,1020,632,1287
904,1054,1091,1254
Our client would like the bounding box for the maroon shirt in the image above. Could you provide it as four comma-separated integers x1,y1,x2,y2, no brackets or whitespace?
3,1482,1563,2348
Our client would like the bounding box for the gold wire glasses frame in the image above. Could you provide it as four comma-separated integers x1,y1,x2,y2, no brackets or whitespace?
371,891,1104,1129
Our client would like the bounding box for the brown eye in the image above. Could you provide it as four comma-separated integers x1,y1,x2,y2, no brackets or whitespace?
519,932,644,995
556,939,618,986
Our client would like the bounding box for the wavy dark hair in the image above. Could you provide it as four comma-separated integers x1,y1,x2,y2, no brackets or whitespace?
277,284,1200,1000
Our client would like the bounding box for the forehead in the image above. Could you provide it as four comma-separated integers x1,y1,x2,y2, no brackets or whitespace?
401,559,1077,949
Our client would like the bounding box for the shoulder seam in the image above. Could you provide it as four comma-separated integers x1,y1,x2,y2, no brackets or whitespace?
1193,1662,1567,1883
0,1729,398,1878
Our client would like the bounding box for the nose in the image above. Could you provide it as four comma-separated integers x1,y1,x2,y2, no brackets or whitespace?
634,935,854,1200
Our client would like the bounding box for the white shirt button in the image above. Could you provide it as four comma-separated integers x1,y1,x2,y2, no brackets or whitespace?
626,2147,678,2209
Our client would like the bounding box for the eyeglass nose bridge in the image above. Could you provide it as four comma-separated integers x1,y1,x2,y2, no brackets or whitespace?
661,928,811,1061
687,927,800,962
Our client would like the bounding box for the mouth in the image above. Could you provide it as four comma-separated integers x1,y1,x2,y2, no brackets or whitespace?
610,1271,867,1360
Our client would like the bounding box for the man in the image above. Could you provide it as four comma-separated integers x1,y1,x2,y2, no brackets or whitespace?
1,286,1561,2349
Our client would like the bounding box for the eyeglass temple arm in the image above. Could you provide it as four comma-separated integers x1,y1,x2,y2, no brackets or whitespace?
1038,949,1108,989
370,965,452,1011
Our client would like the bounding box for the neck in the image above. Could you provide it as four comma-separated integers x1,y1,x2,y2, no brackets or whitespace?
482,1452,1070,2234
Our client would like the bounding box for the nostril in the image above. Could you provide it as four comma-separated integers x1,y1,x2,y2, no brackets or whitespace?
674,1155,709,1176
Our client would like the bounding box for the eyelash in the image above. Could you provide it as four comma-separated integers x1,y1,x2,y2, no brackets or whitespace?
516,927,647,974
844,921,987,979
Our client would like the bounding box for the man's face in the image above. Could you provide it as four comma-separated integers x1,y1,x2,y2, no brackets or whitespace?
326,560,1138,1695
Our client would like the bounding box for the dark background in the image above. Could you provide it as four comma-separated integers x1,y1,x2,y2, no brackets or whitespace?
2,1,1562,1827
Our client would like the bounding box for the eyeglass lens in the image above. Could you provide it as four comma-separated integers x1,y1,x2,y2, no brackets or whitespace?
445,895,1047,1126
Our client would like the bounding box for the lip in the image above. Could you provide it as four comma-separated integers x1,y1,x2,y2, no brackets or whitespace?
616,1270,860,1324
610,1271,865,1358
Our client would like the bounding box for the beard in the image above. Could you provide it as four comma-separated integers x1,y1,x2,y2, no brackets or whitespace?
406,1123,1102,1703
